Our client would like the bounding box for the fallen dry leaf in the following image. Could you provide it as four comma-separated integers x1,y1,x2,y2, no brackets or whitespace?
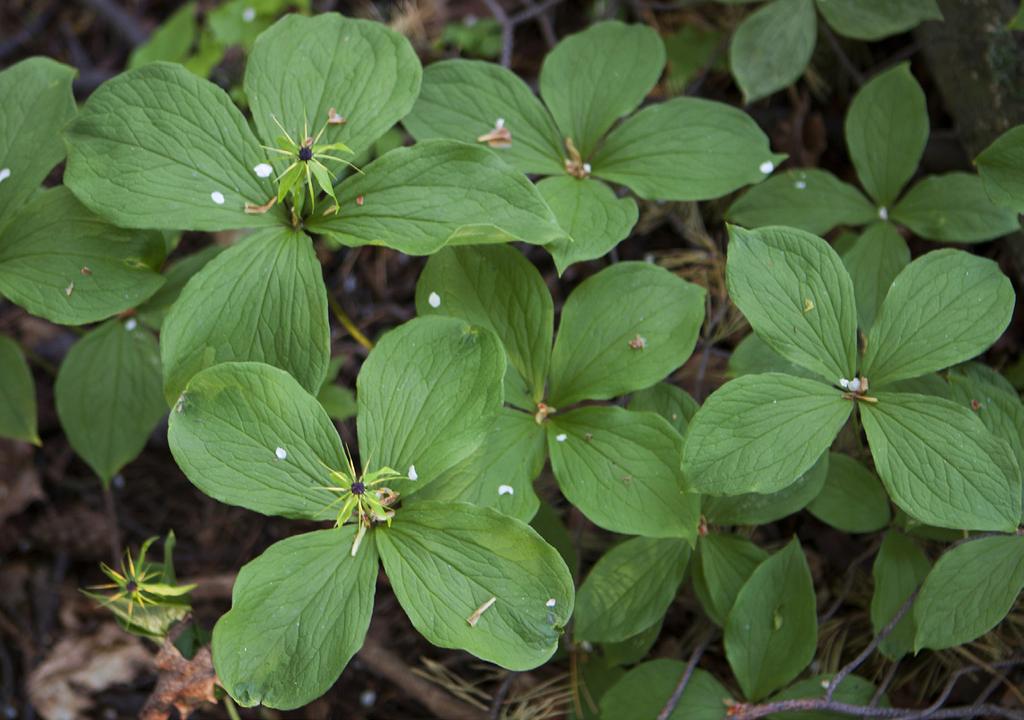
140,636,217,720
27,622,152,720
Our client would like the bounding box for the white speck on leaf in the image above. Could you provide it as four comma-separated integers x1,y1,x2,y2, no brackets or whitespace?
124,318,138,331
428,291,441,308
408,465,418,481
878,206,889,220
242,6,256,22
583,162,592,174
498,484,515,496
849,378,862,392
759,160,775,174
546,598,557,608
0,168,10,183
211,191,226,205
275,447,287,460
64,281,74,297
495,117,505,129
839,378,850,389
794,180,807,190
555,433,567,442
254,163,273,178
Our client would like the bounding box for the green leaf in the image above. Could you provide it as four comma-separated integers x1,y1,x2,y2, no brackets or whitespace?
914,535,1024,651
808,453,891,533
892,172,1021,243
840,221,910,332
975,124,1024,213
591,98,785,201
411,407,544,522
947,363,1024,499
628,382,699,436
727,169,877,235
531,501,578,571
135,245,224,329
725,538,817,701
602,617,664,667
861,392,1022,531
727,225,858,383
246,13,420,154
767,674,885,718
160,227,329,404
64,62,283,231
683,374,851,495
357,316,505,497
55,320,165,484
816,0,942,40
415,245,552,404
844,63,927,207
376,501,573,670
728,333,816,380
212,527,378,709
702,451,829,525
128,3,198,68
0,188,165,325
575,536,689,643
548,406,701,541
308,141,567,254
548,262,705,406
692,534,768,626
539,21,665,159
600,661,732,720
0,335,37,444
403,59,564,175
538,176,639,274
317,384,356,423
729,0,817,103
870,530,930,660
663,26,725,94
862,249,1014,387
168,362,346,519
0,57,76,229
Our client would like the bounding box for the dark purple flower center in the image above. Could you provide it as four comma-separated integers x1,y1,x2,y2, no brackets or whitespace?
126,580,138,592
351,481,365,495
298,146,313,161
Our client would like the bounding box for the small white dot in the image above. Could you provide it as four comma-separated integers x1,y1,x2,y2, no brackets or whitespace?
408,465,418,481
849,378,862,392
211,191,225,205
546,598,556,608
555,433,567,442
839,378,850,389
254,163,273,178
794,180,807,190
759,160,775,174
359,690,377,707
0,168,10,183
275,447,287,460
878,206,889,221
582,162,592,173
495,117,505,129
242,6,256,22
428,292,441,308
498,484,515,496
124,318,138,331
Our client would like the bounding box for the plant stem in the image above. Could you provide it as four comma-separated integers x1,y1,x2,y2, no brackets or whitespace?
328,294,374,350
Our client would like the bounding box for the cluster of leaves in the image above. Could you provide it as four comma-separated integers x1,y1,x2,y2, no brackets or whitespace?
725,0,943,102
3,4,1024,718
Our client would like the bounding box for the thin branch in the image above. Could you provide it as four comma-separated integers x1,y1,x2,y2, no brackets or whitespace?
489,672,517,720
327,293,375,350
657,630,714,720
825,587,919,701
481,0,514,68
820,20,865,86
